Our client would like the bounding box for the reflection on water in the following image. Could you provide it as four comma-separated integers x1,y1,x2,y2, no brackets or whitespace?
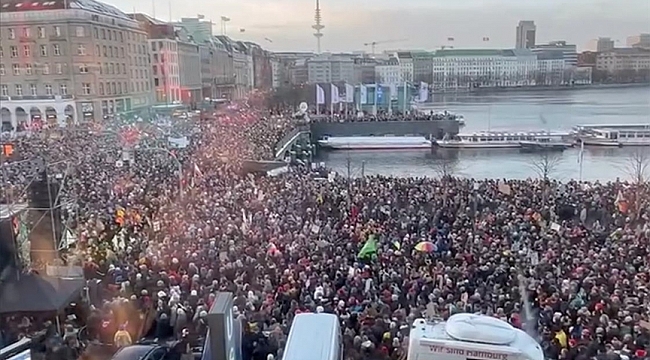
320,87,650,181
320,147,639,181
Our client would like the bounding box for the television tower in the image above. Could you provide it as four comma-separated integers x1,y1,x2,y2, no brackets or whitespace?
312,0,324,53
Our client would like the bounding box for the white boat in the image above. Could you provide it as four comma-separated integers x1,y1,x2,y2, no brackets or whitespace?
574,124,650,147
437,131,575,149
317,136,432,150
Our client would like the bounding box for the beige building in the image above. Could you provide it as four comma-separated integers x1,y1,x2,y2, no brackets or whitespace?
596,48,650,72
0,0,153,130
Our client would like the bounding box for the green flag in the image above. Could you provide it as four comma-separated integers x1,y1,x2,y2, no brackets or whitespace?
357,234,378,259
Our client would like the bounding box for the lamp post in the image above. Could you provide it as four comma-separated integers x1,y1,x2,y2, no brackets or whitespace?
135,146,184,200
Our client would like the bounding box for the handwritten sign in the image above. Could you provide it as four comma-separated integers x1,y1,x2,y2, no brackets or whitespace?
425,345,510,360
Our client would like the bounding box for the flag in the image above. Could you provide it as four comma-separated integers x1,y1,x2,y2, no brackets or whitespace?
419,82,429,102
316,84,325,105
389,83,398,100
578,140,584,164
193,163,203,177
359,85,367,105
357,234,378,259
331,84,340,104
345,83,354,103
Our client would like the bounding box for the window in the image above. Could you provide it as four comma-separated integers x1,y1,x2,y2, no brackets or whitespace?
120,47,124,58
111,82,116,94
11,46,18,58
25,64,32,75
54,26,61,37
8,29,15,39
95,45,100,57
59,83,67,95
101,29,106,39
1,85,8,96
122,63,126,74
53,44,61,56
97,62,102,74
0,64,4,75
75,26,85,37
30,84,37,96
82,83,91,95
77,44,86,56
79,64,88,73
108,30,112,41
109,63,113,74
38,27,46,38
117,82,122,94
12,64,20,75
40,45,47,56
119,32,123,42
99,83,104,95
15,84,23,96
94,27,99,39
103,45,107,57
23,45,31,57
0,46,3,58
45,84,53,95
56,63,62,74
152,65,157,75
42,63,49,75
22,27,30,38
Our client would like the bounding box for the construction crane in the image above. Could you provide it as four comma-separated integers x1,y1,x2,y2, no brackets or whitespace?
363,38,408,54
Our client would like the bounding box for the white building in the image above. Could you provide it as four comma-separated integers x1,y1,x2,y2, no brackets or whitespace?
395,52,414,82
431,49,538,90
596,48,650,72
307,54,355,84
270,57,281,89
531,41,577,67
536,51,566,85
375,57,402,86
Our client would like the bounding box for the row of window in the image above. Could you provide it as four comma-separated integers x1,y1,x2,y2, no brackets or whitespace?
99,81,150,95
5,24,146,43
0,83,90,96
0,63,65,75
5,26,65,40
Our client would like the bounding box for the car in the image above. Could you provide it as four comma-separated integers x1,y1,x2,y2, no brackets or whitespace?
110,344,203,360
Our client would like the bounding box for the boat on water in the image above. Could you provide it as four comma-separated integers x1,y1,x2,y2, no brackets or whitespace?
574,124,650,147
317,136,432,150
436,131,575,149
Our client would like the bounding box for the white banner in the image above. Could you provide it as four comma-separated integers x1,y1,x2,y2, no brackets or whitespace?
389,83,398,100
331,84,340,104
316,85,325,105
345,83,354,103
419,82,429,102
360,85,367,105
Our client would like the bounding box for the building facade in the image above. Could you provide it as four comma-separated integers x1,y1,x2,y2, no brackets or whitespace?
395,52,414,83
531,41,578,67
536,51,567,85
411,51,433,83
596,37,615,52
627,34,650,49
516,21,536,49
175,27,202,104
307,55,355,84
0,0,153,129
375,57,401,86
431,49,538,90
596,48,650,78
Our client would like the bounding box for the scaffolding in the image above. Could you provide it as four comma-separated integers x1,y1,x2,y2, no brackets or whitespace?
0,155,78,274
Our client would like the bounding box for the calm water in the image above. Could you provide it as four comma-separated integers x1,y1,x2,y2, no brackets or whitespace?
321,87,650,181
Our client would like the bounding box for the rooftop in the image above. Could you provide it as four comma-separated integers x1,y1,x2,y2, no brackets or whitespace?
433,49,506,57
1,0,131,20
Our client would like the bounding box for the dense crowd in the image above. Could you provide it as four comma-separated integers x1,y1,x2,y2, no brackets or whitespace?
1,93,649,360
309,110,462,123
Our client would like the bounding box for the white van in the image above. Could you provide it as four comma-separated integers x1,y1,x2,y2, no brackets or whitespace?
408,314,544,360
282,313,342,360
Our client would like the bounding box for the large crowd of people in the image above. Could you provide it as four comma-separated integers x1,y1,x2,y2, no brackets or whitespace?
308,110,463,123
1,92,649,360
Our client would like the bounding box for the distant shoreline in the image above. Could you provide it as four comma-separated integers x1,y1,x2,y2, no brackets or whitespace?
433,82,650,94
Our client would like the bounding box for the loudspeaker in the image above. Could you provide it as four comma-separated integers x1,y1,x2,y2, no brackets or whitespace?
28,178,60,210
0,216,19,279
27,174,63,263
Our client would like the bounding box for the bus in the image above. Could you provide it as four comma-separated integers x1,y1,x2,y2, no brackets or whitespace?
408,314,544,360
282,313,342,360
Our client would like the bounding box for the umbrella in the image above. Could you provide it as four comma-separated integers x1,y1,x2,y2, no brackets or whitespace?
415,241,436,253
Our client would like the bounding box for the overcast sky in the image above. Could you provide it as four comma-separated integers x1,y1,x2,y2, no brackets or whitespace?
110,0,650,52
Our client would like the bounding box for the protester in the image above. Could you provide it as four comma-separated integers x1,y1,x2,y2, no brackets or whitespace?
1,92,648,360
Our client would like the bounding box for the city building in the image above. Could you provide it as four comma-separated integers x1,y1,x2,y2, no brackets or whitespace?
352,56,377,84
131,14,201,105
173,17,213,43
307,54,354,84
531,41,578,67
395,52,414,83
516,21,536,49
627,33,650,49
375,57,401,86
270,56,282,89
244,42,273,90
215,35,250,99
536,51,567,85
431,49,537,90
0,0,153,128
411,51,433,83
596,37,615,52
596,48,650,75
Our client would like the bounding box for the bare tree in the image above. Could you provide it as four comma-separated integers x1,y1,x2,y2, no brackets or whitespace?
625,148,650,185
433,157,460,179
529,151,563,180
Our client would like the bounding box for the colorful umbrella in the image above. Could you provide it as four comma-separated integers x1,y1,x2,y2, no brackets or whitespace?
415,241,436,253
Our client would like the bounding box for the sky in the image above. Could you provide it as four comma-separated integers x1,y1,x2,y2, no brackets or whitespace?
109,0,650,52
